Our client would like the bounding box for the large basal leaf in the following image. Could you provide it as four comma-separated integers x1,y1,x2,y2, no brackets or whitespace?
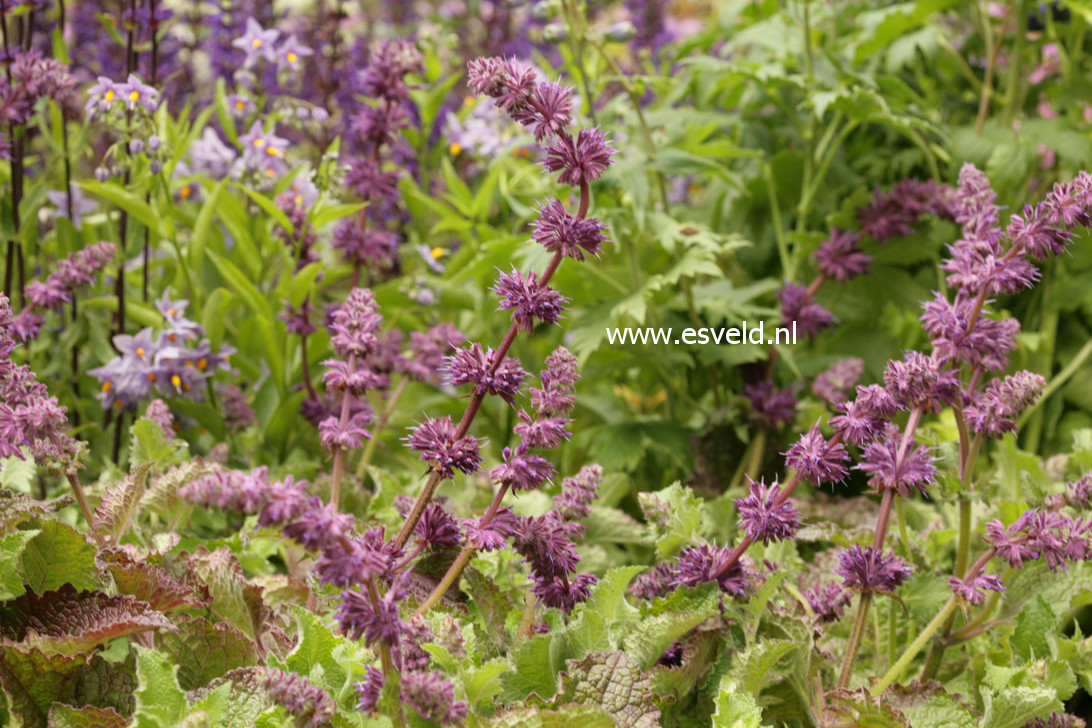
557,651,660,728
463,567,515,651
501,633,557,702
18,520,105,594
279,606,350,695
553,566,644,664
884,682,976,728
979,685,1061,728
726,638,801,698
156,613,259,691
0,584,174,657
98,548,211,613
92,463,154,545
0,646,134,728
824,689,910,727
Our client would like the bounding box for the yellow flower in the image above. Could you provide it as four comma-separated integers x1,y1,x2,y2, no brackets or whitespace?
286,51,298,64
449,142,462,156
430,247,445,260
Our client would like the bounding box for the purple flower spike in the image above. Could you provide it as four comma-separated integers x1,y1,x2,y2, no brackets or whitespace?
337,578,406,646
778,283,836,338
543,128,615,187
463,506,518,551
744,380,797,427
329,288,383,358
531,347,580,416
414,502,462,550
857,435,937,497
784,422,849,485
805,582,851,622
811,358,864,406
355,666,384,714
493,268,567,331
837,545,912,593
736,477,800,545
489,447,555,491
405,416,483,479
513,81,574,142
400,670,469,726
532,198,607,261
964,371,1046,438
444,343,527,404
813,229,870,281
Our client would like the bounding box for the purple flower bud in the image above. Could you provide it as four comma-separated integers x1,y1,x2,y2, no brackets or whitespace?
514,411,571,449
530,347,580,416
810,358,864,406
463,506,518,551
743,380,796,428
490,447,555,491
512,81,573,141
964,371,1046,438
836,545,912,593
554,464,602,523
673,543,752,596
804,582,851,622
400,670,469,726
355,666,384,714
329,288,383,358
337,578,406,646
261,668,335,728
282,501,356,551
414,502,462,550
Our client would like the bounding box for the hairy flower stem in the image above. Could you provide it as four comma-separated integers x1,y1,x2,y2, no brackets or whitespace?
838,403,924,688
365,578,406,728
328,353,357,510
414,483,510,615
873,547,996,692
394,182,590,549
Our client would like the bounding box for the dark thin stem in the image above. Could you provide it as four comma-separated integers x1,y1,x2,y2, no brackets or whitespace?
328,353,357,510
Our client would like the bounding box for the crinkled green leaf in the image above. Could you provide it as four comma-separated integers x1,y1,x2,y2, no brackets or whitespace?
156,613,258,690
640,483,704,558
0,645,88,728
979,685,1061,728
280,606,348,695
501,633,557,702
0,584,174,657
581,506,648,546
186,667,276,728
558,651,660,728
726,639,800,698
622,584,719,669
825,689,910,727
1011,596,1057,661
463,658,508,713
885,682,975,728
129,418,177,470
555,566,644,662
19,520,105,594
132,645,188,727
0,455,36,493
0,490,73,535
712,676,762,727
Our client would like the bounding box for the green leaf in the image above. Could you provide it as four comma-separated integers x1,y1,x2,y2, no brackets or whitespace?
980,685,1061,728
622,584,719,669
463,568,515,650
1011,596,1057,661
558,566,644,661
77,180,162,235
130,418,177,469
191,178,226,268
281,606,349,694
156,613,258,690
726,639,801,697
133,646,189,727
0,529,38,600
557,651,660,728
463,658,508,713
0,454,36,492
501,633,557,702
47,704,128,728
888,685,975,728
92,462,154,544
20,520,104,594
186,547,266,642
234,184,293,234
641,482,704,559
205,250,271,318
0,645,89,728
712,676,763,728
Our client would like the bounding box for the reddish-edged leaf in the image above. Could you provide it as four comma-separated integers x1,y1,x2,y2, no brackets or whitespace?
185,547,269,643
0,490,73,534
0,646,134,728
92,463,153,545
47,703,128,728
156,613,259,690
98,548,211,612
0,584,174,656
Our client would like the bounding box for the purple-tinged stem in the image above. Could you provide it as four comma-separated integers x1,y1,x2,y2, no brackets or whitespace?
328,352,357,510
393,182,589,549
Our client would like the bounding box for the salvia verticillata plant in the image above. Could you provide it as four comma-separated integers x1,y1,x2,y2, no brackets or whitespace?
7,2,1092,726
